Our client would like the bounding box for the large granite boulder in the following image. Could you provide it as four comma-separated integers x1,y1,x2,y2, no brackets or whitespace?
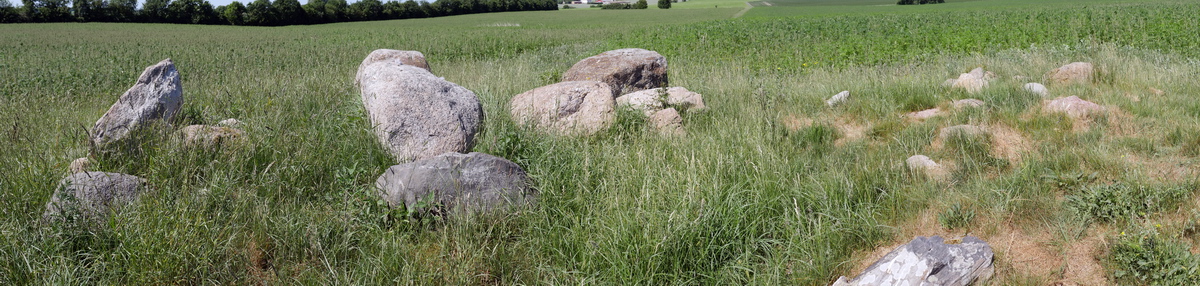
359,62,484,162
833,236,994,286
90,59,183,151
356,49,430,85
375,152,533,214
43,172,146,224
510,81,616,136
562,48,667,94
1047,62,1094,84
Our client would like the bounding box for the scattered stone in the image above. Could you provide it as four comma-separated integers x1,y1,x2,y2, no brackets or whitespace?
1023,83,1049,97
510,81,616,136
43,172,146,224
832,236,994,286
356,49,430,85
649,108,685,136
562,48,668,94
906,108,943,120
375,152,532,214
179,125,245,147
827,90,850,107
951,99,986,108
217,118,243,127
359,62,483,162
616,89,666,116
69,157,91,173
90,59,183,151
938,124,988,142
664,87,706,112
906,155,947,180
1048,62,1094,84
951,72,989,94
1044,96,1105,119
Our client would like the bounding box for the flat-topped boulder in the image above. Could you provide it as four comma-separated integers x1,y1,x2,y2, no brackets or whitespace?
90,59,183,151
511,81,616,136
356,49,430,85
359,62,483,162
562,48,667,94
375,152,533,215
1044,96,1105,118
833,236,994,286
43,172,147,225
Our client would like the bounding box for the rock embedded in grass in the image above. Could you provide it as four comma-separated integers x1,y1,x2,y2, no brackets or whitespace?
906,155,947,180
90,59,183,152
616,89,665,117
356,49,430,85
217,118,243,127
826,90,850,107
1023,82,1049,97
375,152,532,215
1043,96,1105,119
1047,62,1094,84
562,48,667,95
832,235,994,286
511,81,616,136
938,124,988,142
663,87,706,112
359,62,483,162
649,108,685,136
951,99,986,108
69,157,91,173
950,67,994,94
43,172,146,225
906,108,943,121
179,125,245,147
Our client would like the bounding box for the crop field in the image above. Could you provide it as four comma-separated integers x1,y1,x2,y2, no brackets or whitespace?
3,0,1200,284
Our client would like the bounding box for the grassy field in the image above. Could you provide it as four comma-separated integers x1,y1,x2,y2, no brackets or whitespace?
4,0,1200,284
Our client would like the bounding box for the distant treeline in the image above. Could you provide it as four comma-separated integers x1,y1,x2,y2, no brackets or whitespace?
0,0,558,25
897,0,944,4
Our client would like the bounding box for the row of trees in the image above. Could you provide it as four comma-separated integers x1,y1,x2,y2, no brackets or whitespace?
0,0,558,25
897,0,944,4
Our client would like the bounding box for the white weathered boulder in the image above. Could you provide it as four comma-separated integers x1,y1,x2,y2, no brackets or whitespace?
832,236,994,286
179,125,245,147
664,87,706,112
1044,96,1105,119
951,73,988,94
1048,62,1094,84
217,118,243,127
906,108,943,120
90,59,183,151
827,90,850,107
375,152,532,214
511,81,616,136
650,108,685,136
43,172,146,224
1023,83,1049,97
951,99,986,109
906,155,947,180
359,62,483,162
562,48,667,94
616,89,666,116
356,49,430,85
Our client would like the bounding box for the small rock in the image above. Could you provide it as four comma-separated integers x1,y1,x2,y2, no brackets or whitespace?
951,99,986,108
906,155,947,180
616,89,666,116
1023,83,1049,97
1048,62,1094,84
511,81,616,136
562,48,668,94
906,108,943,120
1044,96,1105,118
649,108,685,136
356,49,430,85
832,236,994,286
179,125,245,146
217,118,243,127
375,152,533,215
43,172,146,224
90,59,183,151
359,62,483,162
951,72,989,94
938,125,988,143
827,91,850,107
69,157,91,173
664,87,706,112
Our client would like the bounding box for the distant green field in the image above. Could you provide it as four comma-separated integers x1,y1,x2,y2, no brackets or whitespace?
745,0,1173,17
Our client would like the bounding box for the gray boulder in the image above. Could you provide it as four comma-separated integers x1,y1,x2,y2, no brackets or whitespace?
1023,83,1049,97
375,152,533,214
664,87,707,112
562,48,668,94
1047,62,1094,84
90,59,183,151
510,81,616,136
356,49,430,85
827,90,851,107
615,88,666,117
359,62,483,162
832,236,994,286
43,172,146,224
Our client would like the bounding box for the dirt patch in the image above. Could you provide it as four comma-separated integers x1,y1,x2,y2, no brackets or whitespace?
834,118,867,146
1059,233,1110,286
1122,154,1196,183
781,114,812,132
246,239,276,284
988,123,1034,163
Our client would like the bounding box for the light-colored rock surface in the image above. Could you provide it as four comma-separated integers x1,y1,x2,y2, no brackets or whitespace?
907,108,943,120
832,236,994,286
615,89,666,116
69,157,91,173
179,125,245,146
952,99,986,108
359,62,484,162
90,59,183,151
906,155,948,180
217,118,243,127
375,152,532,214
827,90,850,107
1044,96,1105,118
951,72,989,94
649,108,685,136
43,172,146,224
356,49,430,85
664,87,706,112
511,81,616,136
1023,83,1049,97
1048,62,1094,84
562,48,667,94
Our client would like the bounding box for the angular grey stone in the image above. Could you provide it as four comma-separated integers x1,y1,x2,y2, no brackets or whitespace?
562,48,668,95
510,81,616,136
359,62,483,162
833,236,994,286
43,172,146,224
375,152,533,215
827,90,850,107
356,49,430,86
90,59,183,151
